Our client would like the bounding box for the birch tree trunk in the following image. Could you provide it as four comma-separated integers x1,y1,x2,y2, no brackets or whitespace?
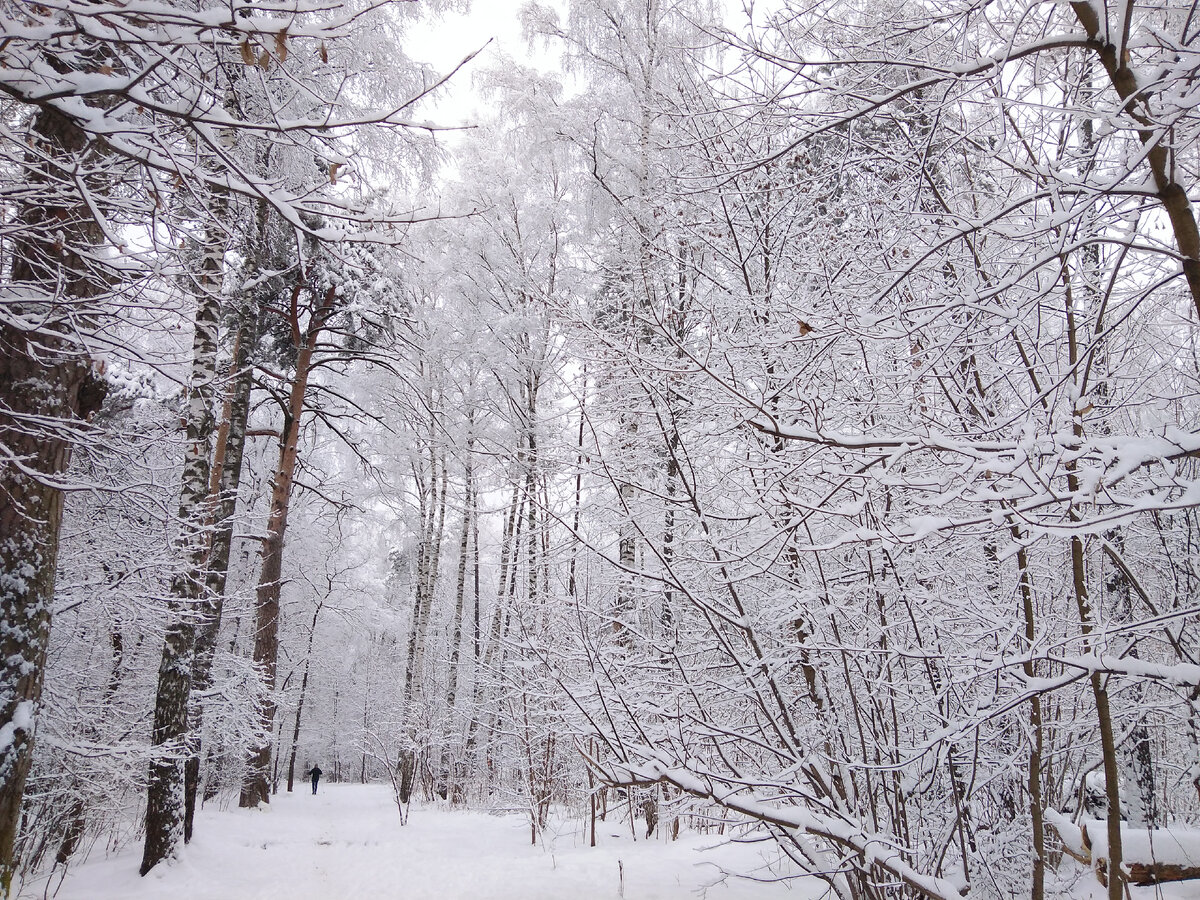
614,436,637,651
464,482,523,784
399,427,447,804
183,292,260,840
141,218,224,875
286,601,323,793
446,430,476,711
567,371,587,601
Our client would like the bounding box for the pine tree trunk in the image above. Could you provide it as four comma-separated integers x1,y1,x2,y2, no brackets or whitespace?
240,286,334,808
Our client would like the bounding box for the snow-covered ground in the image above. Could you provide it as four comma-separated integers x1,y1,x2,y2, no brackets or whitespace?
26,784,808,899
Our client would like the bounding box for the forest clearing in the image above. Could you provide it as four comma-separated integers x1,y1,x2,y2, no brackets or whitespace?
3,0,1200,898
21,785,1200,900
29,784,801,900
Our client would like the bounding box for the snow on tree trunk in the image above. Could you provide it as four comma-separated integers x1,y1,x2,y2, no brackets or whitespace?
1064,276,1125,900
286,601,322,794
0,105,108,897
185,292,260,840
399,426,447,805
240,286,334,809
1068,2,1200,315
141,212,223,877
446,430,476,712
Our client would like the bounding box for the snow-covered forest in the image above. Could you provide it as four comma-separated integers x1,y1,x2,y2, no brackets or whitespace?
2,0,1200,898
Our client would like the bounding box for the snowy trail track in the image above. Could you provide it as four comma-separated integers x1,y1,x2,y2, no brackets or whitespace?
30,784,801,900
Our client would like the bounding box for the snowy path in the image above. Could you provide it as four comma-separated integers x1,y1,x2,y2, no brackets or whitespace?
31,784,804,900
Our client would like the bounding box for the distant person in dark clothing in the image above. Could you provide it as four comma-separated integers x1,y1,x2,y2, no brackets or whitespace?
307,765,322,795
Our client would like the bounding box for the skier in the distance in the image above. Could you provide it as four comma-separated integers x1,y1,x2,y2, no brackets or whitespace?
307,764,322,795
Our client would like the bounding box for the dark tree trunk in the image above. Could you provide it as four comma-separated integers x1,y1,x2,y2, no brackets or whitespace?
1069,3,1200,315
0,106,108,897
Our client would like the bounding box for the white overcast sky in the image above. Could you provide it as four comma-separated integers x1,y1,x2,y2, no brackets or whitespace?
405,1,557,128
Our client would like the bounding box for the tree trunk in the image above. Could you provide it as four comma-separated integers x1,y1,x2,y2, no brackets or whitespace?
568,369,587,600
141,212,224,876
0,106,108,897
184,293,259,841
464,482,524,779
286,602,322,793
1064,277,1124,900
399,438,447,804
240,285,334,808
447,432,475,710
1012,530,1046,900
1069,3,1200,316
614,476,637,650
